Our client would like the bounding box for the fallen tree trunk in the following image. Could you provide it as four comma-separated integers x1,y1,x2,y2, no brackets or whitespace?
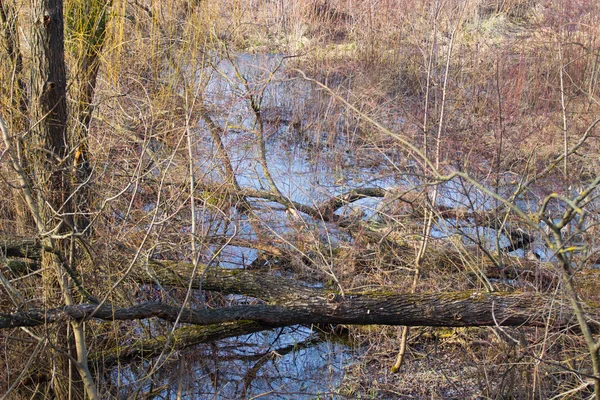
1,237,41,259
0,241,580,334
0,254,579,331
0,234,553,292
0,289,584,330
0,241,590,374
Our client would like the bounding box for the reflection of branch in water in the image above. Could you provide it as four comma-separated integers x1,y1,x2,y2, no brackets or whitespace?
199,109,270,241
241,335,323,397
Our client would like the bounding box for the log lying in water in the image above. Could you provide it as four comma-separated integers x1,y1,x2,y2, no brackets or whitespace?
240,186,535,253
0,259,586,331
0,290,578,330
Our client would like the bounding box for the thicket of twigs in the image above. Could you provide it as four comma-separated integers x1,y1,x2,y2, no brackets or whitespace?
1,0,600,398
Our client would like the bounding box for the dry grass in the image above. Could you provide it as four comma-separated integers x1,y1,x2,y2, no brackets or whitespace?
1,0,600,398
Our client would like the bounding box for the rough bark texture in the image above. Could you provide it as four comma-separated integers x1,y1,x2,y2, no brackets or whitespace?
30,0,69,222
1,255,589,333
0,241,576,333
27,1,83,397
1,237,41,260
0,291,581,330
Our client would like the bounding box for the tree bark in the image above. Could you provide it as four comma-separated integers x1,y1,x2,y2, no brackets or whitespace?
1,259,588,331
29,0,69,222
25,1,98,398
1,237,41,259
0,291,584,330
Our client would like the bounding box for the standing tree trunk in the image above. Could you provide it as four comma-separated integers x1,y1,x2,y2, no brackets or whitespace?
29,2,75,397
29,0,69,223
24,1,98,398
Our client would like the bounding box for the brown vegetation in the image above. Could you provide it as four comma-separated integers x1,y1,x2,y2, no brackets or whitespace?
1,0,600,398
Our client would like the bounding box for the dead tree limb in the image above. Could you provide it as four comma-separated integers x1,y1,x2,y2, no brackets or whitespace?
0,289,584,331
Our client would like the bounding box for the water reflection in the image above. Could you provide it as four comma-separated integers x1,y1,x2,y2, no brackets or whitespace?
113,326,352,399
114,52,599,398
